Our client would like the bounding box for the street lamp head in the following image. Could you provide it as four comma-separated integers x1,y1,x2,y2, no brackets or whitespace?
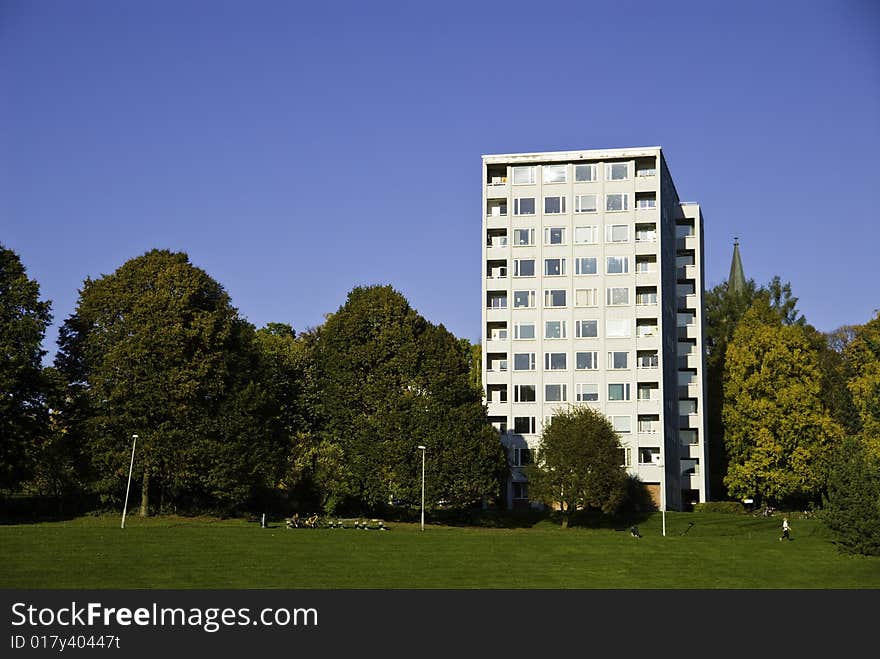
132,434,139,439
417,445,426,450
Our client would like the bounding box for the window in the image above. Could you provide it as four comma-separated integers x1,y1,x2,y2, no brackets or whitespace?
638,447,659,464
611,416,631,433
514,416,536,434
635,225,657,242
637,384,658,401
544,289,566,308
487,200,507,217
606,193,629,212
487,292,507,309
620,446,632,467
514,197,535,215
606,318,632,338
680,430,698,445
575,257,597,275
513,322,535,340
636,289,658,305
544,320,567,339
575,319,598,338
606,287,630,306
606,256,629,274
544,258,566,276
574,194,598,213
607,351,629,369
543,164,567,183
513,290,535,308
606,162,628,180
574,163,597,182
545,384,567,402
575,288,599,307
513,259,535,277
513,353,536,371
512,482,529,500
576,351,598,370
513,228,535,246
514,384,536,402
608,383,631,401
574,225,598,243
511,447,532,466
636,195,656,210
544,227,565,245
511,166,536,185
544,196,566,214
605,225,629,243
576,383,599,402
635,256,657,273
637,351,659,368
637,321,658,337
544,352,567,370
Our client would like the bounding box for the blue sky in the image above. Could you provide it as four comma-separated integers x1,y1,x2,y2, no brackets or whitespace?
3,0,879,360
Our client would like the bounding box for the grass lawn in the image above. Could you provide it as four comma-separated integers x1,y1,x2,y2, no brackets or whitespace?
1,512,878,589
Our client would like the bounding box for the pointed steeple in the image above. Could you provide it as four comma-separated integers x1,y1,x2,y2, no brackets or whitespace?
729,238,746,294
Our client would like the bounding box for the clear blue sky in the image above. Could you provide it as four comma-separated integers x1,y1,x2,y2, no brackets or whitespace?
3,0,879,361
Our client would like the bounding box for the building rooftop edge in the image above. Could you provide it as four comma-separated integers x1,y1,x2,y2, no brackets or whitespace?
482,146,663,163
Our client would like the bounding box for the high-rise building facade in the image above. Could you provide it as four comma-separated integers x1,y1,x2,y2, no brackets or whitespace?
481,146,708,511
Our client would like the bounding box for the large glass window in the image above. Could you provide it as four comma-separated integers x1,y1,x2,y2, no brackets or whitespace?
608,383,631,401
605,225,629,243
514,197,536,215
513,322,535,340
606,256,629,274
544,320,567,339
606,162,628,180
544,258,565,276
575,257,597,275
513,416,536,434
608,351,629,369
576,351,598,370
545,384,567,402
544,289,567,308
606,193,629,212
576,383,599,402
575,288,599,307
543,164,567,184
574,163,597,182
512,166,536,185
574,225,598,243
544,352,567,370
606,318,631,337
575,319,598,338
544,196,566,214
611,416,631,433
513,353,536,371
544,227,565,245
574,194,598,213
514,384,536,402
513,259,535,277
513,290,535,308
606,287,630,306
513,228,535,246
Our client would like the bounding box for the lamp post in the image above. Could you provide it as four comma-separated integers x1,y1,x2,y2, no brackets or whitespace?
417,445,426,531
121,434,138,529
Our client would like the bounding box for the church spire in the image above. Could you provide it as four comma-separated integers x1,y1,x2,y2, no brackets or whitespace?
728,237,746,294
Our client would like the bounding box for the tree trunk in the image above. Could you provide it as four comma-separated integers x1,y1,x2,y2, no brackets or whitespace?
140,471,149,517
561,505,569,529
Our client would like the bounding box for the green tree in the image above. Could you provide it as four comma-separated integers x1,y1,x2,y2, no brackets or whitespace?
55,249,287,514
0,244,52,492
311,285,507,513
845,312,880,456
527,406,628,528
820,436,880,556
723,298,844,506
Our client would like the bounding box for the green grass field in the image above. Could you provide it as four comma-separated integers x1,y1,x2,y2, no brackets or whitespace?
1,512,878,589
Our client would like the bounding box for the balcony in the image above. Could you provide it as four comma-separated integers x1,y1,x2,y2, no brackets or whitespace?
677,353,699,370
637,398,661,414
635,238,658,256
677,324,698,340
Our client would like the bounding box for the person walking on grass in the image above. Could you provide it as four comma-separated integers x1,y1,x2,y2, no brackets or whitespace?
780,517,791,541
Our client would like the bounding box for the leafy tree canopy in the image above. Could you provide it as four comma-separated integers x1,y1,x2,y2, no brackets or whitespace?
527,406,628,526
0,244,52,491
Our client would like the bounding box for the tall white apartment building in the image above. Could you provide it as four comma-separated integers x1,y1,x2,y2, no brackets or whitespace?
481,147,709,512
